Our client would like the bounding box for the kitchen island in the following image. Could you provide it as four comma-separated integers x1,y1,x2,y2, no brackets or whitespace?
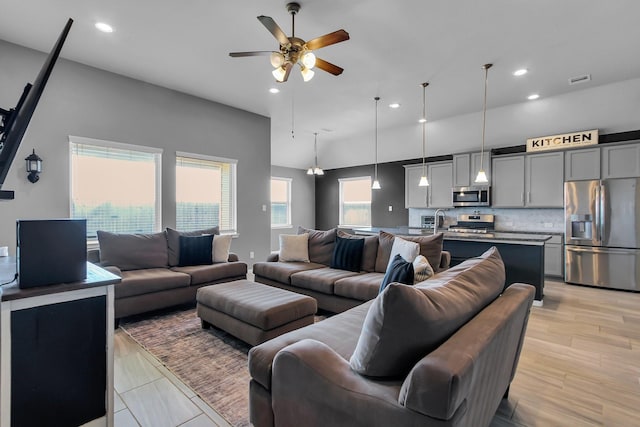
353,227,550,305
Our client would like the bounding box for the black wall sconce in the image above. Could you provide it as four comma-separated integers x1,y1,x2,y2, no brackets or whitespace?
25,149,42,183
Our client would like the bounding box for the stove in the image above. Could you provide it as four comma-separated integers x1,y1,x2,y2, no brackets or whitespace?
449,214,495,233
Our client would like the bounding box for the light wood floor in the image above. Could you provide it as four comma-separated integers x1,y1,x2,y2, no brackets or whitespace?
115,280,640,427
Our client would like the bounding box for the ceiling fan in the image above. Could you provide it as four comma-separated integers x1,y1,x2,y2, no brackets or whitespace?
229,2,349,83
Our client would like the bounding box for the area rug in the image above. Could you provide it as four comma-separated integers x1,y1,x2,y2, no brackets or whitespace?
120,307,252,427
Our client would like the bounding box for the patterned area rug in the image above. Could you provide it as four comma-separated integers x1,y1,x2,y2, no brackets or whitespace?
120,307,252,427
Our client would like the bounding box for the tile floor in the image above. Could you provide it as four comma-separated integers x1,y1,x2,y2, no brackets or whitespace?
114,329,231,427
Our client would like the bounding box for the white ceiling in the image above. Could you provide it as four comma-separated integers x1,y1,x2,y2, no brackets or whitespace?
1,0,639,169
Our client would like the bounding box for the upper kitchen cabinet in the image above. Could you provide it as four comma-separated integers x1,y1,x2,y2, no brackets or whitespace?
492,152,564,207
404,164,428,208
601,143,640,179
491,156,525,207
404,162,453,208
452,152,491,187
526,152,564,207
565,148,600,180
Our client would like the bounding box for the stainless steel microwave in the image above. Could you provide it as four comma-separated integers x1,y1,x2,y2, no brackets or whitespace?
452,186,491,207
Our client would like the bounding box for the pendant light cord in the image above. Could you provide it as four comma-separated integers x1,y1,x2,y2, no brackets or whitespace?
480,64,492,170
421,82,428,175
314,132,318,166
374,97,379,180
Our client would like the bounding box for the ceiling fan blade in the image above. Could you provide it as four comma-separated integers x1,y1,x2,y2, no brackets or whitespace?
315,58,344,76
257,15,290,46
280,62,293,82
229,51,274,57
305,29,349,50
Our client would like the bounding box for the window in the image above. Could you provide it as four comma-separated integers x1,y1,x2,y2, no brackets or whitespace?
70,136,162,238
176,152,237,233
339,176,372,227
271,177,292,228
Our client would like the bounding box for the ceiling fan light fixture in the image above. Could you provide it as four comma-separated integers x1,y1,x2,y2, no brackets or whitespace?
301,51,316,69
272,66,287,82
301,66,315,82
270,52,285,68
307,167,314,175
314,167,324,175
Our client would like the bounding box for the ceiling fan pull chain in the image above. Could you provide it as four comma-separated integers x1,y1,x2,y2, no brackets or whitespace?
291,92,295,140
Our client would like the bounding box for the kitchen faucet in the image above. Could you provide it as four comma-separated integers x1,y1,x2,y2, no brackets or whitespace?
433,209,447,235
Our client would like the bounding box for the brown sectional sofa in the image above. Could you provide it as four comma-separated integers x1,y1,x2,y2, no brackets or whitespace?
253,228,451,313
248,247,536,427
88,228,247,320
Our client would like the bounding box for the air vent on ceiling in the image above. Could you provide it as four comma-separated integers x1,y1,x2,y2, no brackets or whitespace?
569,74,591,85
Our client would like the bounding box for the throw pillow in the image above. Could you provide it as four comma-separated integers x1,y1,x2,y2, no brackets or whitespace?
386,237,420,271
297,226,336,265
97,230,168,271
212,234,233,263
401,233,444,273
379,254,415,294
413,255,435,283
337,230,379,272
166,226,219,266
350,246,506,378
279,233,310,262
330,235,364,272
178,234,214,267
374,230,396,273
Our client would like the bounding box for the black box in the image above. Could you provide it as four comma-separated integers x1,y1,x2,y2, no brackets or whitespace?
17,219,87,288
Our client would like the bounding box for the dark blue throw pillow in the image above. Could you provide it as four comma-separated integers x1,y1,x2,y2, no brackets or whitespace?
178,234,214,267
330,235,364,272
379,254,415,294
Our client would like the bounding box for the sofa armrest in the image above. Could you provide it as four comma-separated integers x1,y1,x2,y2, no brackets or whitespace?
438,250,451,271
272,339,412,426
228,252,239,262
266,251,279,262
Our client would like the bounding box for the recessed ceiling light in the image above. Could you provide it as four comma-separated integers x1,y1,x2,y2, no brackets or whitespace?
513,69,528,76
527,94,540,100
389,103,401,109
95,22,114,33
269,87,280,94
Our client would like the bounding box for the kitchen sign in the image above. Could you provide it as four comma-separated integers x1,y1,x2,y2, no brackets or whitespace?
526,129,599,152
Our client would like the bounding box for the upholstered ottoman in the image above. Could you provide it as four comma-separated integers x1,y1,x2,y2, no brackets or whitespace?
196,280,317,346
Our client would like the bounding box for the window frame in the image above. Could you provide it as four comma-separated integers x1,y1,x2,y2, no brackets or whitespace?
69,135,163,240
338,176,372,228
270,176,292,229
175,151,238,234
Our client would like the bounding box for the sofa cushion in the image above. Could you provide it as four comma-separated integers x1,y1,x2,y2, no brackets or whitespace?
98,230,168,271
290,267,359,295
330,235,364,272
379,254,415,294
279,233,310,262
334,272,384,301
349,246,505,378
166,227,219,267
178,234,214,267
337,230,378,272
171,262,247,285
115,268,191,299
298,226,336,265
399,233,444,274
253,261,325,284
374,231,396,273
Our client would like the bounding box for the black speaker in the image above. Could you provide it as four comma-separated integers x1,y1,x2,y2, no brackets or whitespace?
17,219,87,288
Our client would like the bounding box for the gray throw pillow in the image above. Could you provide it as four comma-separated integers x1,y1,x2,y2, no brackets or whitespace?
350,246,505,378
398,232,444,273
166,227,219,266
374,231,396,273
297,226,336,265
97,230,169,271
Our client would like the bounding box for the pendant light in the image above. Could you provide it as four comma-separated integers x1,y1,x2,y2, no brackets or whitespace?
372,96,381,190
418,82,429,187
306,132,324,175
475,63,492,184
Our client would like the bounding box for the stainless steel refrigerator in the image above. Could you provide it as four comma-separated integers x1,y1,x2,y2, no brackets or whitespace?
565,179,640,291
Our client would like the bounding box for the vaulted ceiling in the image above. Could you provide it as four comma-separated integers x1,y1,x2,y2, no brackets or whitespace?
1,0,639,169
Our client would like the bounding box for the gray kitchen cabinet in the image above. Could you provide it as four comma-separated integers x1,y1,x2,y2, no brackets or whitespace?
526,152,564,207
601,143,640,178
453,154,471,187
565,148,600,180
428,161,453,208
404,164,428,208
491,156,525,207
471,151,491,185
544,234,563,277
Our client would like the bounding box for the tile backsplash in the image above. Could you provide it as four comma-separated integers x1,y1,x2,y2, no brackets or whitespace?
409,207,564,233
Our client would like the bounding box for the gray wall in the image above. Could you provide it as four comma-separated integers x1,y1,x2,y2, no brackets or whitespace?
0,40,271,264
270,166,315,251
